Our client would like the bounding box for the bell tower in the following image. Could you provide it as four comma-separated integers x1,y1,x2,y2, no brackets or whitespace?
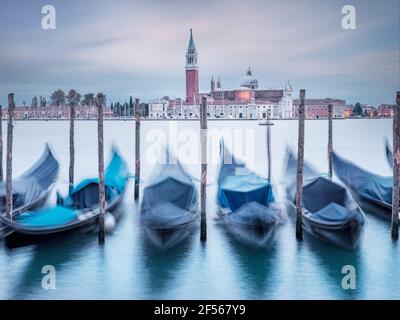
185,29,199,104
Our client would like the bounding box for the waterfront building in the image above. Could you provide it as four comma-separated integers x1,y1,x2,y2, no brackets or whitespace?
148,98,169,119
378,104,394,117
149,30,294,120
293,98,347,119
7,105,114,120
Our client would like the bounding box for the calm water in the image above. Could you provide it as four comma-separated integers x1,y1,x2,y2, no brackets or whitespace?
0,119,398,300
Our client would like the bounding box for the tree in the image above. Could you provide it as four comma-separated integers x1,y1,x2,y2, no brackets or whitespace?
31,96,38,108
352,102,363,116
129,96,134,116
51,89,66,106
40,96,47,107
115,102,121,116
66,89,81,106
82,93,95,107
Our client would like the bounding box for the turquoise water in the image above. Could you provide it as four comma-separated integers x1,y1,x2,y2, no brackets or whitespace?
0,119,398,299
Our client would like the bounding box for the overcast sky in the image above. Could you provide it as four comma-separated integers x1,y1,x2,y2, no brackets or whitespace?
0,0,398,106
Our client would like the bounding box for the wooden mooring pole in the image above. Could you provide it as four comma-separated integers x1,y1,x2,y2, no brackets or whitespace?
296,89,306,240
96,93,106,244
328,104,333,179
266,113,272,181
69,94,75,195
134,98,141,201
391,91,400,240
0,104,3,181
200,97,207,242
5,94,15,219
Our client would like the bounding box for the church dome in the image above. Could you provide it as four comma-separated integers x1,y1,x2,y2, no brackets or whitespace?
240,67,258,89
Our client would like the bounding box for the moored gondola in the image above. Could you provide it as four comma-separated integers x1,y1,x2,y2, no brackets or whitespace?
1,147,129,244
0,144,59,237
141,147,198,249
216,140,281,247
333,151,392,219
285,148,364,250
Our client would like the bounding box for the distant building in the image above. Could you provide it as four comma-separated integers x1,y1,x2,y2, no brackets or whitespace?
293,98,346,119
378,104,394,118
149,30,294,119
185,29,199,105
361,105,378,117
344,105,353,118
7,105,113,119
148,98,169,119
203,69,293,119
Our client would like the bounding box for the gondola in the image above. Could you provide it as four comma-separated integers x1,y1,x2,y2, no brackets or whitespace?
216,140,281,247
141,147,198,249
285,148,364,250
0,144,59,237
333,151,392,219
385,138,393,169
0,147,129,243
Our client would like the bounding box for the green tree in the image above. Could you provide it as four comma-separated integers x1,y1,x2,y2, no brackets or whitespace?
129,96,134,116
51,89,66,106
66,89,81,106
82,93,95,106
352,102,362,116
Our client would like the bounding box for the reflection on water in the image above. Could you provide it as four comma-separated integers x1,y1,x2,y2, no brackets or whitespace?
7,233,96,299
0,119,398,299
303,233,363,300
140,230,196,295
222,226,278,298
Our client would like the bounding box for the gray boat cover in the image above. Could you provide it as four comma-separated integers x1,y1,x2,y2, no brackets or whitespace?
141,148,198,230
312,202,356,222
0,144,59,212
217,140,274,212
285,148,360,223
333,152,392,205
223,201,277,226
216,140,281,247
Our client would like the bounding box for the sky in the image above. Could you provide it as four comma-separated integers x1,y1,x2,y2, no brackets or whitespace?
0,0,398,106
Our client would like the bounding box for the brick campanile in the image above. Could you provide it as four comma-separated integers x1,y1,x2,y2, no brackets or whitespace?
185,29,199,104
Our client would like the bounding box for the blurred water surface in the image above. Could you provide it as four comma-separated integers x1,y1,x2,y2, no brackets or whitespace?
0,119,397,299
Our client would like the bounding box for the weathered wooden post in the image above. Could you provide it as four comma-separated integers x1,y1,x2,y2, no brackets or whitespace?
328,104,333,179
0,104,3,181
134,98,141,201
66,90,81,195
266,113,272,181
5,94,15,219
200,97,207,242
296,89,306,240
391,91,400,240
69,93,76,195
96,93,106,244
259,113,274,180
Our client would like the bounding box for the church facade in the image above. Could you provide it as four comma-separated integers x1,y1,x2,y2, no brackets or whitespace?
149,30,294,119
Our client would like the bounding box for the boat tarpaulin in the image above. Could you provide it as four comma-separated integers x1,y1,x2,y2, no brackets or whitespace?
141,148,198,229
218,174,274,212
333,152,392,205
0,144,59,212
